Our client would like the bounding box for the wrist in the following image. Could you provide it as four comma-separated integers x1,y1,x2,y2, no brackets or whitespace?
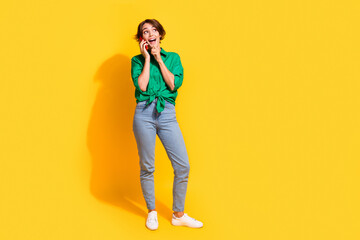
156,57,163,63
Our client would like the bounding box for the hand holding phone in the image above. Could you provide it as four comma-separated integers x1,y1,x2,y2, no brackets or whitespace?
139,37,150,59
139,37,149,50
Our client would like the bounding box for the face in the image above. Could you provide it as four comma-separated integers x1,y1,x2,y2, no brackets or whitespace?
141,23,161,48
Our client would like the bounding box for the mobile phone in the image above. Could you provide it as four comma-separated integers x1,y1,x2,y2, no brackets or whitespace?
139,37,149,50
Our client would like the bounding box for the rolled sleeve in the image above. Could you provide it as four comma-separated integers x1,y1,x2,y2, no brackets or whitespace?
131,56,144,92
171,54,184,92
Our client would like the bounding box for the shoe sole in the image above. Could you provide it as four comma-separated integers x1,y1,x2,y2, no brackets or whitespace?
146,224,158,230
171,221,203,228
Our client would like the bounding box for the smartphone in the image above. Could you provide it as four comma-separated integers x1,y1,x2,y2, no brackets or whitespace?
139,37,149,50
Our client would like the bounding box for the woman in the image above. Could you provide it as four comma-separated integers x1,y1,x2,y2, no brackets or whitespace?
131,19,203,230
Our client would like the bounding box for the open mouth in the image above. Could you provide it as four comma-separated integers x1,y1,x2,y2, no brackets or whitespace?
149,38,156,43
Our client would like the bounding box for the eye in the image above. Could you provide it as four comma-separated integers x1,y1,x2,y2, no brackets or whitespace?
144,31,148,34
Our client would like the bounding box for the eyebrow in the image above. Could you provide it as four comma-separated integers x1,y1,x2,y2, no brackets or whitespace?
142,27,156,31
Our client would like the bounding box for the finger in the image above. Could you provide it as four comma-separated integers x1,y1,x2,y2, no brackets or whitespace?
141,40,148,48
142,43,148,51
141,42,146,48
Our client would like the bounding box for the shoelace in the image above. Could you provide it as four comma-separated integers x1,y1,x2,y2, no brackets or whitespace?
148,214,157,223
183,214,198,222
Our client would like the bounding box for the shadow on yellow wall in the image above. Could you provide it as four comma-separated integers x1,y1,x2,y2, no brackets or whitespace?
86,54,173,220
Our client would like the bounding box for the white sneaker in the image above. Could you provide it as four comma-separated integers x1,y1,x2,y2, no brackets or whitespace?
171,213,203,228
146,211,158,230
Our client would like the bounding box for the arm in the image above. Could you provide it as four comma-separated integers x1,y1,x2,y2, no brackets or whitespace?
137,57,151,92
157,54,184,92
131,56,150,92
157,59,175,91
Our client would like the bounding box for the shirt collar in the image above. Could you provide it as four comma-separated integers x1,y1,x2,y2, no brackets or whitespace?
160,47,167,57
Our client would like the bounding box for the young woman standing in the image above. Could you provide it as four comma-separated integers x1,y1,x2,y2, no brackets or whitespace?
131,19,203,230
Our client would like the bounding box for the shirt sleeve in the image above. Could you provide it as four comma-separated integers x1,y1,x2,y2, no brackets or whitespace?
171,54,184,92
131,56,144,92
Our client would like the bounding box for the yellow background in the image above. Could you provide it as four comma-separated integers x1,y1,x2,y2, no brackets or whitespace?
1,0,359,239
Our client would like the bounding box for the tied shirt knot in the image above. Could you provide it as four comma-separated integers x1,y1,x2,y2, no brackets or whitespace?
146,91,166,113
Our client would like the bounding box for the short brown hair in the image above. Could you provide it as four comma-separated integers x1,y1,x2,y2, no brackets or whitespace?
133,19,166,43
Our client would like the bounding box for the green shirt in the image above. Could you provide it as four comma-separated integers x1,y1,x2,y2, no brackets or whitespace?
131,47,184,113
